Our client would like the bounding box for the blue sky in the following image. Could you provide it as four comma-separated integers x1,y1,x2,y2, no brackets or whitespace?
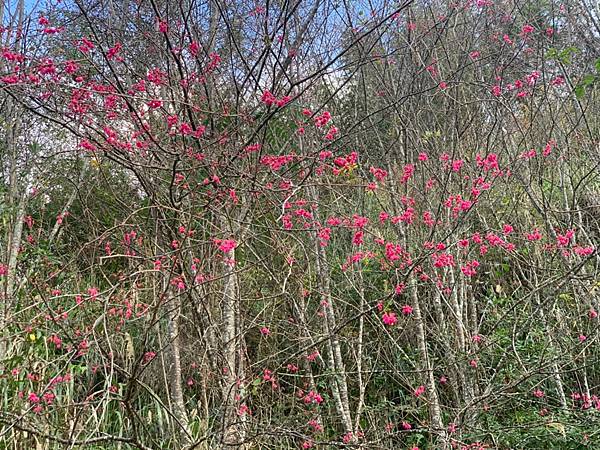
25,0,40,13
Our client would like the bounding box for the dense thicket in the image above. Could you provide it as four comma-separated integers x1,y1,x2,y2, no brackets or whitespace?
1,0,599,448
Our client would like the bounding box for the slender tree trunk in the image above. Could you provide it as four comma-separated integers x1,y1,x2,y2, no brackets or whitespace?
311,187,354,440
353,267,366,435
0,195,25,365
153,206,190,445
166,292,191,445
448,266,474,416
411,282,447,448
219,212,248,449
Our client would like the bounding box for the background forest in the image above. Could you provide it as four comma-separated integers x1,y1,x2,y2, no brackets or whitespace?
1,0,600,448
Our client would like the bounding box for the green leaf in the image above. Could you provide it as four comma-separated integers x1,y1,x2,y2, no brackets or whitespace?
558,46,579,65
574,84,585,99
582,74,596,86
546,48,558,59
558,293,573,302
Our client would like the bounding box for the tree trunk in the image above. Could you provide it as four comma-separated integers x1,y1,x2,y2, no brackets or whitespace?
411,282,447,448
311,187,354,440
166,293,191,445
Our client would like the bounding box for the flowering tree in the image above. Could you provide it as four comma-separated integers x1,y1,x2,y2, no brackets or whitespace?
1,0,599,449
